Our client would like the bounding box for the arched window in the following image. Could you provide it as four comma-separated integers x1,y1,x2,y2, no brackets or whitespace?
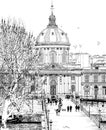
62,51,67,63
84,85,90,97
94,85,98,99
50,80,57,95
50,51,57,63
60,76,62,85
102,86,106,95
71,85,75,92
39,50,43,63
94,74,98,82
84,74,89,82
102,74,105,82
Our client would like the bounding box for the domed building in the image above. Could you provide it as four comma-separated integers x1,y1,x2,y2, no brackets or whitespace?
35,5,82,98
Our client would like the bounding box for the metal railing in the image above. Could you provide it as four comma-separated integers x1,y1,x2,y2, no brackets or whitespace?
80,104,106,129
43,98,49,130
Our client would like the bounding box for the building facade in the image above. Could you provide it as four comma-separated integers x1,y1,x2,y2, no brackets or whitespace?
81,60,106,99
35,8,81,97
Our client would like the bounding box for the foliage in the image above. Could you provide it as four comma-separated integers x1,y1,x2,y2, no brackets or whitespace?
0,19,40,97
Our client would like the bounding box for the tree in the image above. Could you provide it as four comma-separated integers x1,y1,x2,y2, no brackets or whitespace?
0,19,40,96
0,19,44,124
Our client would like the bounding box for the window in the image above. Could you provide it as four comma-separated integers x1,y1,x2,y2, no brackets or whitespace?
39,51,43,63
102,74,105,82
50,51,57,63
102,86,106,95
62,51,67,63
71,75,75,81
84,74,89,82
94,85,98,99
94,74,98,82
71,85,75,92
60,76,62,85
84,85,90,97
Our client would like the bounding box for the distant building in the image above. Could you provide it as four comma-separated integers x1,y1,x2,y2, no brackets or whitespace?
35,6,82,97
81,56,106,99
70,53,91,68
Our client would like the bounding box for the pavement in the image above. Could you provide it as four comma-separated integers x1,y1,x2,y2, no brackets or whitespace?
47,99,100,130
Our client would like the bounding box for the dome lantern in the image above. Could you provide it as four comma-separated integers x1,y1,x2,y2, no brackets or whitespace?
47,4,57,27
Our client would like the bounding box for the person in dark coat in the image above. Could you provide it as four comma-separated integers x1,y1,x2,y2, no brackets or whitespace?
67,106,69,112
47,98,50,104
55,100,57,105
56,109,58,115
69,106,72,112
75,105,78,112
77,105,80,111
50,100,52,105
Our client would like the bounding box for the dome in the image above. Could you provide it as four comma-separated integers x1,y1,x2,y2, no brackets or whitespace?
36,13,70,46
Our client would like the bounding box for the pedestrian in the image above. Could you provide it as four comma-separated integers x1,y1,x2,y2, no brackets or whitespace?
75,105,78,112
55,100,57,105
56,109,58,115
67,106,69,112
69,106,72,112
58,108,61,115
47,98,50,104
77,105,80,111
50,100,52,105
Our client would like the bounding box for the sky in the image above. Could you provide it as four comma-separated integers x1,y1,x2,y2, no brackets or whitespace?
0,0,106,55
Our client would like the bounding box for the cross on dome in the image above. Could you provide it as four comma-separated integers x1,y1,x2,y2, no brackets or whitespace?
48,1,57,27
51,0,54,14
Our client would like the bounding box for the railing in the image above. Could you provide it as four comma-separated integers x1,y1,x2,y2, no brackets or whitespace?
43,98,49,130
90,114,100,128
80,105,89,116
80,104,106,129
100,123,106,130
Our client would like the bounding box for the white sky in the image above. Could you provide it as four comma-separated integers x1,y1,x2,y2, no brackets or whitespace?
0,0,106,55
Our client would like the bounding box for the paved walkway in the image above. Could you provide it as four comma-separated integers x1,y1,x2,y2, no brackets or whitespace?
47,99,100,130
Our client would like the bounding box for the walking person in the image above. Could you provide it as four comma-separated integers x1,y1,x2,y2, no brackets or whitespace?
55,99,58,105
75,105,78,112
50,100,52,105
56,109,58,115
69,105,72,112
67,106,69,112
77,105,80,111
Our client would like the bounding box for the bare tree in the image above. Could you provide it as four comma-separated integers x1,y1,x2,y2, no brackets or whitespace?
0,19,46,123
0,19,41,96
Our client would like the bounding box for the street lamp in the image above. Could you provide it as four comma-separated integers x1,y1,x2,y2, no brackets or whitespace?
50,120,53,130
98,109,101,128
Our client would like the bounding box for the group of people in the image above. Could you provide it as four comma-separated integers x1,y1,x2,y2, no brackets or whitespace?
67,104,80,112
67,106,72,112
75,104,80,111
47,96,81,116
47,97,58,105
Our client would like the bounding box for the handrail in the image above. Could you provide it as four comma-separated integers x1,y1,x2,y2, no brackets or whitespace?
43,98,49,130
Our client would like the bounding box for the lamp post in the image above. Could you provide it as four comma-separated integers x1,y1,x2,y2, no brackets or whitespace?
98,109,101,128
